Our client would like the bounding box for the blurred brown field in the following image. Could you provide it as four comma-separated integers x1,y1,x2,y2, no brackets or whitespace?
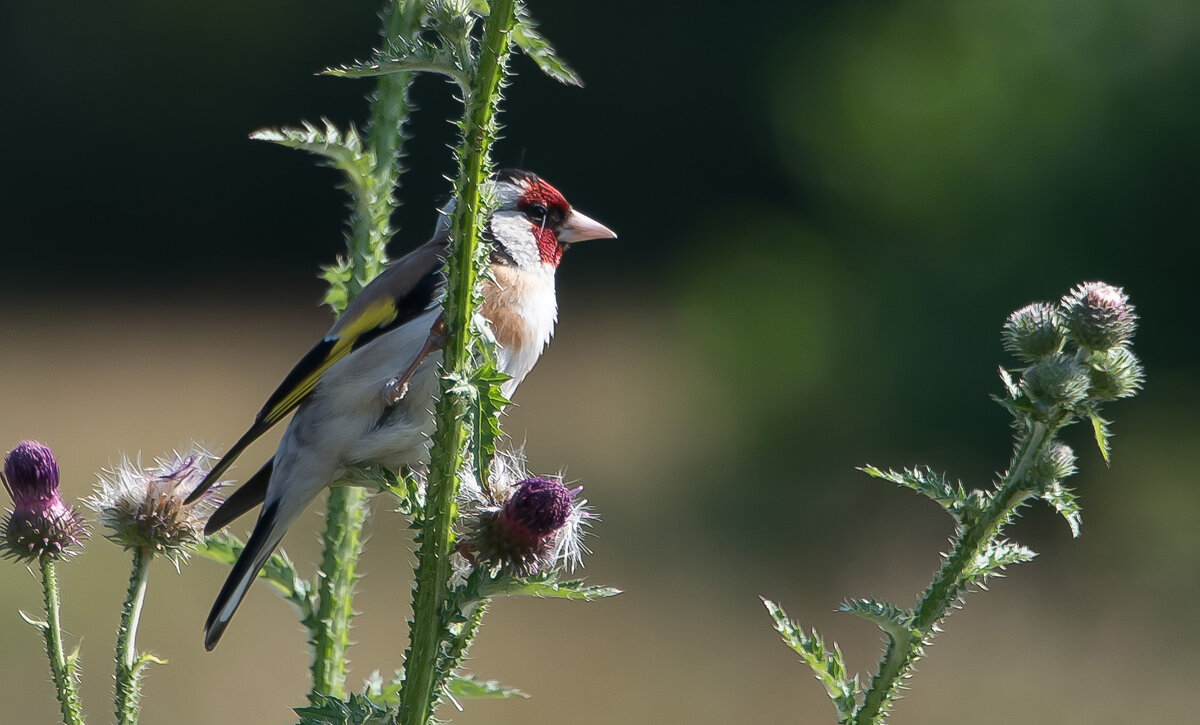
1,291,1196,724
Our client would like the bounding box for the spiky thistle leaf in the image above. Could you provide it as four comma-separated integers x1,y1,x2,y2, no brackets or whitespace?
295,692,395,725
964,539,1038,582
251,121,374,192
479,572,621,601
252,120,390,311
1041,482,1083,537
861,465,979,522
324,38,470,91
512,5,583,86
839,598,912,642
763,598,858,721
447,674,528,700
1087,409,1114,465
467,363,511,493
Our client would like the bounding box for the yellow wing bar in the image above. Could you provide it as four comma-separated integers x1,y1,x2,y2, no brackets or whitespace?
256,296,400,427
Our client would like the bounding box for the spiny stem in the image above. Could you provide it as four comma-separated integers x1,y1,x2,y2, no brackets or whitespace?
114,546,152,725
367,0,424,204
310,487,367,699
913,423,1048,627
854,423,1050,724
399,2,517,723
309,0,424,698
40,557,85,725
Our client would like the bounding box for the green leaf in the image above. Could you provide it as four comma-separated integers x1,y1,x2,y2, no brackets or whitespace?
467,363,511,495
323,42,469,90
1041,482,1083,537
132,652,168,676
860,465,977,521
839,598,911,642
295,693,395,725
362,670,404,709
66,640,82,667
336,463,402,496
763,598,858,720
1087,409,1113,465
447,674,528,700
252,120,390,315
512,6,583,87
998,365,1021,398
321,258,355,313
379,467,424,516
252,121,375,191
964,538,1038,581
480,573,621,601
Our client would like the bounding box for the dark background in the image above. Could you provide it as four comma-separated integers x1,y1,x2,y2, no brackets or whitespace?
2,1,1197,723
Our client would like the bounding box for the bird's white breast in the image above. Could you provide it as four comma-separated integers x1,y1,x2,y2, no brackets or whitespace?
483,262,558,397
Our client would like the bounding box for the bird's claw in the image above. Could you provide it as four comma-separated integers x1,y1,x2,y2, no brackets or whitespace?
383,376,410,406
382,317,447,408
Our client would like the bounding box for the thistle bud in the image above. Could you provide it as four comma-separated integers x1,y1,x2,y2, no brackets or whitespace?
1002,303,1064,362
1086,347,1145,402
1,441,87,561
1020,355,1091,410
1028,441,1077,488
1061,282,1137,352
89,449,223,564
464,475,588,577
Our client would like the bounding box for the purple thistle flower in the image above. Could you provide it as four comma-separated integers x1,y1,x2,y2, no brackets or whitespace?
462,461,592,578
1061,282,1138,352
1,441,87,561
501,477,575,546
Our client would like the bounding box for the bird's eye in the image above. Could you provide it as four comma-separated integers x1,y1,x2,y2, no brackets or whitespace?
527,203,548,220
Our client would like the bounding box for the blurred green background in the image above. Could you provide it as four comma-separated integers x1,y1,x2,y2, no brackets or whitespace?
2,0,1198,722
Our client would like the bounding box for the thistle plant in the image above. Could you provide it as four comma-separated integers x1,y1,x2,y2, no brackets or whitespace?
765,281,1144,724
1,441,88,725
88,449,225,725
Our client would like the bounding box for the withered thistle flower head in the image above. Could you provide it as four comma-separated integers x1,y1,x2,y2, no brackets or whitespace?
89,448,223,565
461,451,592,577
1061,282,1137,352
2,441,87,561
1002,303,1065,362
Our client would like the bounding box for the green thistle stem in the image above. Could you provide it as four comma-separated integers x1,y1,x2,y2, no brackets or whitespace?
114,546,152,725
40,557,85,725
398,2,517,723
309,0,424,699
854,423,1049,724
310,486,367,699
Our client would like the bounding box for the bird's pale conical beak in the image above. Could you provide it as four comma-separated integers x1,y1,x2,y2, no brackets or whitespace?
558,209,617,243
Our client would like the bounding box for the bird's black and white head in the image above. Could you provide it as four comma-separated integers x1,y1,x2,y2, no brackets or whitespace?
441,169,616,270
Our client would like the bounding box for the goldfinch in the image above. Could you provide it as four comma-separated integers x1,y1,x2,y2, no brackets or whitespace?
188,169,615,649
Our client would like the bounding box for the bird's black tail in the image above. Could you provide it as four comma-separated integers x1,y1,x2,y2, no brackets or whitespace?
203,501,285,651
187,425,267,504
204,458,274,535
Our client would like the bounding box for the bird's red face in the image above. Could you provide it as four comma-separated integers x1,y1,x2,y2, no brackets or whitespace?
491,169,617,269
516,178,573,266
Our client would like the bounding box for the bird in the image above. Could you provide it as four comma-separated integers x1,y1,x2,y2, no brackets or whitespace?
187,169,616,650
